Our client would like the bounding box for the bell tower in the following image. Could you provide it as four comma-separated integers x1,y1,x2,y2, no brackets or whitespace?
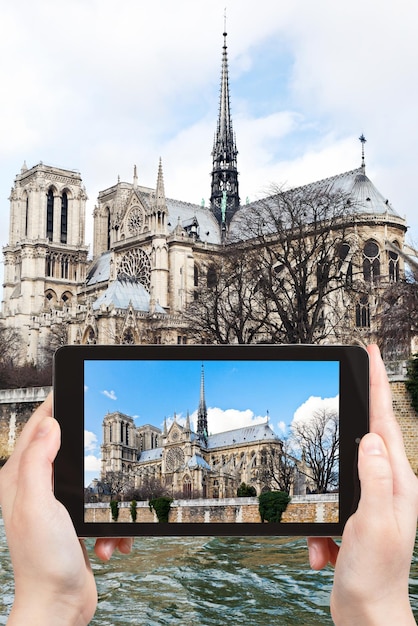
2,162,89,362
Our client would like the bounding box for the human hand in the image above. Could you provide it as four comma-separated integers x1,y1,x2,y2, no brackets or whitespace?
0,394,133,626
307,345,418,625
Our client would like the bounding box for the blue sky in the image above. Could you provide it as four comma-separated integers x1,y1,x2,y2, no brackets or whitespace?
1,0,418,265
84,359,339,484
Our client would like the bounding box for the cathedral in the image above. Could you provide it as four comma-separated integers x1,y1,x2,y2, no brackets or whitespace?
0,31,411,363
99,365,297,500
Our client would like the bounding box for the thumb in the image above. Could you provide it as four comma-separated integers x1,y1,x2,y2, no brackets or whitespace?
356,432,394,523
17,416,61,502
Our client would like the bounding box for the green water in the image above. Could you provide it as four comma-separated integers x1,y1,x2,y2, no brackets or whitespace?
1,522,418,625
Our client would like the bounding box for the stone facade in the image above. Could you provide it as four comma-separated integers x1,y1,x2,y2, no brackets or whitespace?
0,34,413,364
0,386,51,461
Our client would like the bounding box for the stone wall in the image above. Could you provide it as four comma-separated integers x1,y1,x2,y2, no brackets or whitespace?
0,387,51,461
85,494,339,524
390,375,418,474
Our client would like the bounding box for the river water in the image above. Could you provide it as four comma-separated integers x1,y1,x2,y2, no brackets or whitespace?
1,519,418,625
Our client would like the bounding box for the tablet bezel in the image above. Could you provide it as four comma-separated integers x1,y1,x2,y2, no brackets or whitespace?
53,344,369,537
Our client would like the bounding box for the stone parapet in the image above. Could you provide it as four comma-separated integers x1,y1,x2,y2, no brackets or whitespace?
85,494,339,525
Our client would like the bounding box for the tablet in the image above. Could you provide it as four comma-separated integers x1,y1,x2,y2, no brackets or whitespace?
53,344,369,536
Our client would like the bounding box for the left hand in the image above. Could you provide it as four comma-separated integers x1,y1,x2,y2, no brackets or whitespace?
0,394,132,626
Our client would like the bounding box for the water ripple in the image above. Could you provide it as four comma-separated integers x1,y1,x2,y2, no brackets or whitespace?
1,521,418,625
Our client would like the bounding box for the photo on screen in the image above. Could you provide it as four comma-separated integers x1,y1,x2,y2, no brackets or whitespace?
84,358,340,525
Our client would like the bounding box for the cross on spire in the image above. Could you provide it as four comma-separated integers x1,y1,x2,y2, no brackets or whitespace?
359,134,367,170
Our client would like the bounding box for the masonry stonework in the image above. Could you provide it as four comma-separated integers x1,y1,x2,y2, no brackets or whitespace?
0,387,51,462
84,495,339,525
390,378,418,474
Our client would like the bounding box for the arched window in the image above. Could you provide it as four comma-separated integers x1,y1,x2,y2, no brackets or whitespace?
183,476,192,499
25,196,29,237
60,192,68,244
61,256,69,279
363,241,380,283
46,189,54,240
338,242,353,285
83,327,96,345
389,249,399,282
356,295,370,328
107,208,111,250
207,265,217,288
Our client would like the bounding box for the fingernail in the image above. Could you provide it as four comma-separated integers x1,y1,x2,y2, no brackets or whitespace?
362,433,385,456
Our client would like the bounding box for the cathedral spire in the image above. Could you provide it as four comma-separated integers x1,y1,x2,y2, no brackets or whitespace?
155,157,166,208
197,363,208,447
210,28,240,240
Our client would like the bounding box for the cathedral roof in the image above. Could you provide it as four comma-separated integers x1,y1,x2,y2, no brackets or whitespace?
86,251,111,286
138,448,163,463
207,422,279,450
299,167,402,218
92,278,166,313
188,453,211,470
166,197,221,244
229,167,404,240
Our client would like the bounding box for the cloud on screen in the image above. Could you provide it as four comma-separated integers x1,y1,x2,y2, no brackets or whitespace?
291,395,339,427
102,389,117,401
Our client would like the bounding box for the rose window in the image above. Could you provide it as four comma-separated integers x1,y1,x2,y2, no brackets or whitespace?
117,249,151,290
127,206,144,235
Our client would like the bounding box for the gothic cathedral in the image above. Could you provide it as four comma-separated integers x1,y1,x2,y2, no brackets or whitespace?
1,31,410,364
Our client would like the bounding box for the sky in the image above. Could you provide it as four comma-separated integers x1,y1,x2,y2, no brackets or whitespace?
84,358,339,484
1,0,418,268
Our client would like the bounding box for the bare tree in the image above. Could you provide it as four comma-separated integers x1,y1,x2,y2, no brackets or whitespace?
186,185,361,345
125,475,169,502
291,407,339,494
0,323,23,368
257,439,298,494
230,185,360,344
185,247,275,344
99,471,133,501
39,322,69,366
377,269,418,360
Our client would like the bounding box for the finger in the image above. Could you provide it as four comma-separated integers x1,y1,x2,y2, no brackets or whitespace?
94,537,134,560
94,538,122,561
118,537,134,554
307,537,339,570
356,432,394,525
13,417,61,511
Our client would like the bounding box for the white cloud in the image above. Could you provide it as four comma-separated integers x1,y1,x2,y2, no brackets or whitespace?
292,395,339,428
102,390,117,401
277,421,287,435
84,430,98,453
188,407,268,436
1,0,418,273
84,454,101,473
